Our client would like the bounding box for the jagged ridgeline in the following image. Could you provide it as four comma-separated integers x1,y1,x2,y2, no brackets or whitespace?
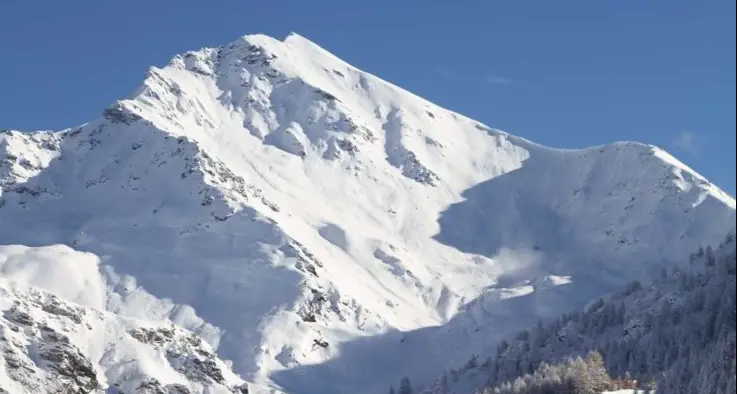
417,232,736,394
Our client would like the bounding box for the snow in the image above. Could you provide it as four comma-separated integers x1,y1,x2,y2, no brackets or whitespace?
0,276,251,394
0,245,104,309
1,32,735,394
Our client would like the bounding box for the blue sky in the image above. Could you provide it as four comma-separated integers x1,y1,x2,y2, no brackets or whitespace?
1,0,734,194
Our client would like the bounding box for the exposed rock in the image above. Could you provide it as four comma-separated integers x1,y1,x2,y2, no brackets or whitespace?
103,102,143,125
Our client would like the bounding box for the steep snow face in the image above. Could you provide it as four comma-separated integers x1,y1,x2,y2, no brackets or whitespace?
0,33,735,394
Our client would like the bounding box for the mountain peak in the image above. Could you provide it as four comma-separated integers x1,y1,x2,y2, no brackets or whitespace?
1,32,735,394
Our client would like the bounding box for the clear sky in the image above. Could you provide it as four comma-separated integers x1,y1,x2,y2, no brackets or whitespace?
1,0,734,195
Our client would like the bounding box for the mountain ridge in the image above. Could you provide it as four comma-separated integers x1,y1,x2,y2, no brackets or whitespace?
1,32,735,394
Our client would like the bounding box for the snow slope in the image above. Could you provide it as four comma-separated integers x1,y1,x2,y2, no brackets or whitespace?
0,245,252,394
0,32,735,394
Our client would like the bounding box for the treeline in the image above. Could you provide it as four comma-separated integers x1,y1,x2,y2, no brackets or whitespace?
418,231,736,394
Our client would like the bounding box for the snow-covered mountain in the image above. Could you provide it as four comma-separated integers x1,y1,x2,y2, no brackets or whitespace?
0,32,734,394
0,245,249,394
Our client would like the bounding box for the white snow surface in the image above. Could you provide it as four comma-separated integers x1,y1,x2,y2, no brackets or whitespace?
0,32,734,394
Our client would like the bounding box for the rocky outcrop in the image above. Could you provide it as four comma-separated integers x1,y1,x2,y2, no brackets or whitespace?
0,282,248,394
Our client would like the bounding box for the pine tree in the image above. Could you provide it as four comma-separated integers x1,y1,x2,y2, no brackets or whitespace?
584,351,611,392
439,372,449,393
466,353,479,370
398,377,413,394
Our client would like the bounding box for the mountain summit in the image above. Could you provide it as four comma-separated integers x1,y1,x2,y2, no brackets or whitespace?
1,33,734,394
